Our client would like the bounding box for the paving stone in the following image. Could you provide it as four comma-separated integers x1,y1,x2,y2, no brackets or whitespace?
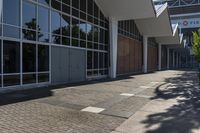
101,96,150,118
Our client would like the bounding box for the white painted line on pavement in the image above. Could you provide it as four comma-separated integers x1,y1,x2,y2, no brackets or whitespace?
140,86,150,89
120,93,135,97
81,107,105,113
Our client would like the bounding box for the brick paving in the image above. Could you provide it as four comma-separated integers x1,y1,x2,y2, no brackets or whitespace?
0,70,198,133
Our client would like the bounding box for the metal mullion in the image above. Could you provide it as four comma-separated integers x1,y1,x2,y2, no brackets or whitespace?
36,1,39,84
20,0,23,86
49,0,52,84
1,0,3,88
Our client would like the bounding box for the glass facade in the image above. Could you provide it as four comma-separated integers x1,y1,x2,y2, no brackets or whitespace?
118,20,142,41
0,0,109,87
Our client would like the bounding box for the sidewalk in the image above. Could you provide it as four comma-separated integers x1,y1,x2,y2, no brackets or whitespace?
0,70,198,133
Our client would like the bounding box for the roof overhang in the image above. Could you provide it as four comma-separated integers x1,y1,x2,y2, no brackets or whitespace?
135,3,173,37
156,24,183,45
95,0,157,20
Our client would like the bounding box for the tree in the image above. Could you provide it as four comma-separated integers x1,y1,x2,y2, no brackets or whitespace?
193,29,200,84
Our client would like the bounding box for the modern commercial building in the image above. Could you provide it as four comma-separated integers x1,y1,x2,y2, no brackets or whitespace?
162,0,200,68
0,0,184,90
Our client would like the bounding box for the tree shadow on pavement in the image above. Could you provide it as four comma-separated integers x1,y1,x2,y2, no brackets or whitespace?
142,70,200,133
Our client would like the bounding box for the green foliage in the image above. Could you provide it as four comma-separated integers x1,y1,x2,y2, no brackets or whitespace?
192,29,200,63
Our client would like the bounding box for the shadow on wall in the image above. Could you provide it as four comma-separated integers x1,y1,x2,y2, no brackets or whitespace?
142,70,200,133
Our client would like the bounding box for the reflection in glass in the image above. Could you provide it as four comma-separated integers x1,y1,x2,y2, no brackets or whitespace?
61,15,70,37
80,21,86,40
3,0,20,26
62,0,70,5
87,0,93,15
38,45,49,72
23,1,36,29
94,26,99,42
62,4,70,14
87,51,92,69
52,35,61,44
99,52,103,69
38,0,50,6
38,32,49,42
38,6,49,32
72,39,79,47
23,29,36,41
72,0,79,9
3,41,20,73
62,37,70,45
80,0,86,12
87,24,93,41
94,52,98,69
23,74,36,84
51,0,61,11
72,18,79,38
51,11,61,34
4,75,20,86
38,73,49,82
23,43,36,72
3,25,20,39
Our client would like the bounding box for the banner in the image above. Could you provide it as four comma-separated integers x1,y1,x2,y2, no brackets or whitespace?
171,18,200,29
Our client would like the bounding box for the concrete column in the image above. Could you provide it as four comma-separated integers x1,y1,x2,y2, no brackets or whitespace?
143,35,148,73
172,50,175,69
158,44,162,71
176,52,179,68
109,17,118,79
167,48,170,69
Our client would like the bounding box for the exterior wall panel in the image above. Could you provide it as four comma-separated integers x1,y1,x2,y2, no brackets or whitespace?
117,35,143,75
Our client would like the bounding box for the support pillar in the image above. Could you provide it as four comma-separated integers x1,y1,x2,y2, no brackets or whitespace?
109,17,118,79
172,50,175,69
158,44,162,71
167,48,170,69
143,35,148,73
176,52,179,68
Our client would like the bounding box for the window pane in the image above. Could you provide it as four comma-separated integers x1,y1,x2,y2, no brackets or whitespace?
62,4,70,14
72,39,79,47
0,42,1,74
80,0,86,12
62,37,70,45
38,45,49,72
94,3,99,18
61,15,70,36
38,33,49,43
38,73,49,82
38,6,49,32
87,0,93,15
94,52,98,69
72,0,79,9
38,0,50,6
3,25,20,39
22,29,36,41
23,74,36,84
87,24,93,41
52,35,61,44
72,18,79,38
23,1,36,30
23,43,36,72
62,0,70,5
87,51,92,69
80,21,86,40
3,41,20,73
94,26,99,42
51,0,61,11
3,0,20,26
51,11,61,35
3,75,20,87
99,52,103,69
